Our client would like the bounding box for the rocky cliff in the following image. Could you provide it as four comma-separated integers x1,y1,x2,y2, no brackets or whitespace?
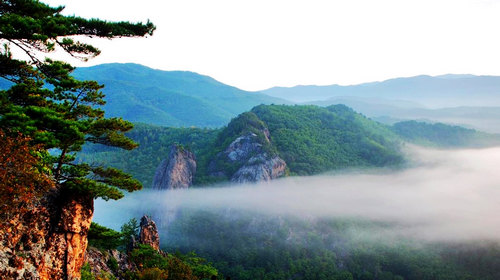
83,215,161,279
138,215,160,251
0,190,93,280
152,144,196,190
209,126,287,183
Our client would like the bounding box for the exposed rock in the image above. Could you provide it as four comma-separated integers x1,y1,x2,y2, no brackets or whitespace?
84,247,134,278
226,133,266,162
152,144,196,190
231,154,287,183
138,215,160,251
0,190,93,280
209,128,287,183
83,215,162,279
84,247,115,276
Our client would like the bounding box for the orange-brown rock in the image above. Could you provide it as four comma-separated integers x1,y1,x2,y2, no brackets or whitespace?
138,215,160,251
0,190,93,280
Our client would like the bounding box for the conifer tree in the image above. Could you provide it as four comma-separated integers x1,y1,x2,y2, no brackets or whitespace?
0,0,155,201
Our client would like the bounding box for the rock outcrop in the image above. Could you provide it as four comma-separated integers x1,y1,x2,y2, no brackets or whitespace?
83,215,162,279
209,128,287,183
138,215,160,251
152,144,196,190
0,190,93,280
231,154,287,183
84,247,134,278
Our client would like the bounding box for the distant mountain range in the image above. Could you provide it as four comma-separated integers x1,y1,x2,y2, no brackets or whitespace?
307,97,500,133
260,74,500,107
2,64,500,132
72,63,288,127
259,75,500,133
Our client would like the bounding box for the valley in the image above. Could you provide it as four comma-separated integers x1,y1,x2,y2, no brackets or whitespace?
3,1,500,279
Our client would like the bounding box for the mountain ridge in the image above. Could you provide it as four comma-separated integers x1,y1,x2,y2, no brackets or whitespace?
72,63,289,128
259,74,500,107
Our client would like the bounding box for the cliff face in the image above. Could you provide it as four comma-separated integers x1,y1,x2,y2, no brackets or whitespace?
0,190,93,280
152,145,196,190
209,128,287,183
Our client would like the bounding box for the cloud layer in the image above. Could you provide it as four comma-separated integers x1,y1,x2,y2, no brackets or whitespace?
95,146,500,242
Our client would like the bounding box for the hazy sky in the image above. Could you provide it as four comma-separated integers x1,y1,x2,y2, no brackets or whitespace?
42,0,500,91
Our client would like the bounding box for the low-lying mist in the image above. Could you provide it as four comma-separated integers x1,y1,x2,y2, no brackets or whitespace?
95,146,500,243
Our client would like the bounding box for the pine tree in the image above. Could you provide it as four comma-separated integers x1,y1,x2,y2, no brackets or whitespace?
0,0,155,201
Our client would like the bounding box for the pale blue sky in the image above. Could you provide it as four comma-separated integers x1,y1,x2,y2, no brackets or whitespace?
42,0,500,91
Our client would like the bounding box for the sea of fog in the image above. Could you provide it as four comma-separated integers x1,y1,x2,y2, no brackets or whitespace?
94,146,500,242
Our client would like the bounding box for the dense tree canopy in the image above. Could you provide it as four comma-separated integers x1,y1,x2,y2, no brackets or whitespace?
0,0,155,201
390,120,500,147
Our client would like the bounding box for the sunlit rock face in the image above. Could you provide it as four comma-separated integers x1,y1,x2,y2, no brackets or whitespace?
0,191,93,280
152,144,196,190
209,128,287,183
138,215,160,252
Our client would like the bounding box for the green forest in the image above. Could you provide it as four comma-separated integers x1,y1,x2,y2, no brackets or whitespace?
72,63,287,127
79,104,405,186
158,208,500,280
79,104,498,188
390,120,500,147
2,1,500,279
84,220,219,280
251,104,403,175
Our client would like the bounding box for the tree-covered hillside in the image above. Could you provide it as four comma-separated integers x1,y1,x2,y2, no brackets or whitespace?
251,104,404,175
79,105,500,188
79,105,406,186
162,209,500,280
390,120,500,147
79,123,220,187
72,63,288,127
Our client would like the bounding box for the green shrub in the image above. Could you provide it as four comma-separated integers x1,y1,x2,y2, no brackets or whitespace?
88,222,122,250
81,263,95,280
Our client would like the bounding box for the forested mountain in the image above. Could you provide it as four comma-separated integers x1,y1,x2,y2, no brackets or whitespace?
309,97,500,134
390,120,500,147
250,105,403,175
78,104,499,188
261,74,500,108
7,64,498,133
72,63,288,127
79,124,221,187
80,104,405,186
